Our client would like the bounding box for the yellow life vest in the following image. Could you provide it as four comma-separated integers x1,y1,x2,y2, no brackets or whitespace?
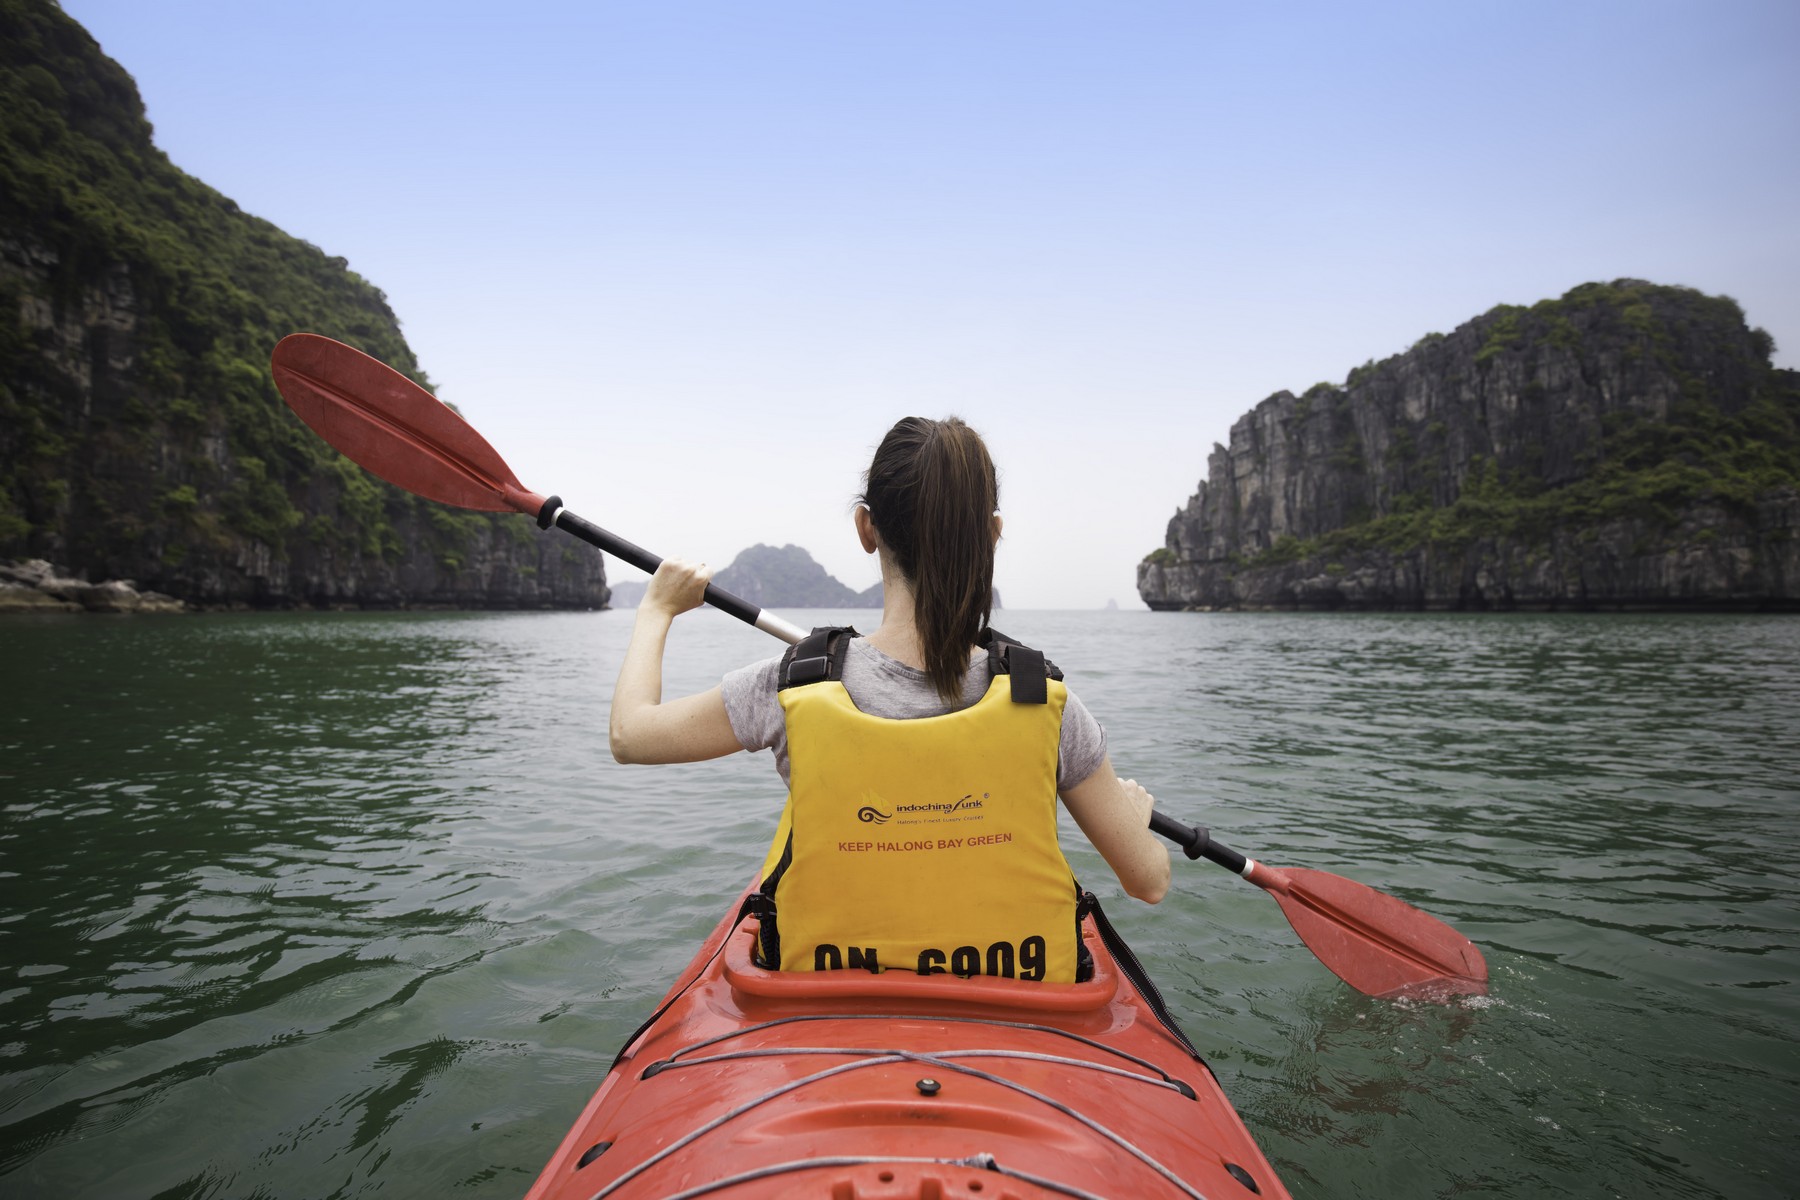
755,628,1084,982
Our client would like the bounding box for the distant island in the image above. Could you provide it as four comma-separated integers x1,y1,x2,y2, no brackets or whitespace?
714,544,882,608
1139,281,1799,611
607,543,1000,610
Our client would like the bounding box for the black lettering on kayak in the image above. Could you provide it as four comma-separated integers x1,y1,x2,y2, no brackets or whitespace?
916,948,946,975
847,945,879,973
985,940,1015,978
950,945,980,977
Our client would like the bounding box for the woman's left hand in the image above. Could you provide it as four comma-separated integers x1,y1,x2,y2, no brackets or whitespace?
1118,778,1156,828
1060,760,1171,904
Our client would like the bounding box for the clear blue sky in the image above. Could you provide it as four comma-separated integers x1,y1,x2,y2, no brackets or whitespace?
61,0,1800,608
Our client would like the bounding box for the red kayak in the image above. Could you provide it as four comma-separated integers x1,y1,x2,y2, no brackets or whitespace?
523,888,1291,1200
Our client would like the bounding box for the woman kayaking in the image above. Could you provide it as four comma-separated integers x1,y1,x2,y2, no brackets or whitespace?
609,415,1169,982
261,338,1465,1200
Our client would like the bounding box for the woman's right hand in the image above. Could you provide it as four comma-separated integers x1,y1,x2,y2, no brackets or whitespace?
642,557,712,618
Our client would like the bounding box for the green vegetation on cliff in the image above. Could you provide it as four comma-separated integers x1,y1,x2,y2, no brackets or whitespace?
1239,283,1798,568
0,0,565,603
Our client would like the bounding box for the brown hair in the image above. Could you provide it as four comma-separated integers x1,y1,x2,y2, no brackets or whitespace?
859,416,998,702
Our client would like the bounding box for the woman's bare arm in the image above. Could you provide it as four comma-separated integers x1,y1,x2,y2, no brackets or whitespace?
609,558,743,765
1060,757,1170,903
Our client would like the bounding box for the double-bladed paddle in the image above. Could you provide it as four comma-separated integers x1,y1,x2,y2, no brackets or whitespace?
268,332,1489,1001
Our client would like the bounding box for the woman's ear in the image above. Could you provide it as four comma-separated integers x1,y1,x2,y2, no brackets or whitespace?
991,513,1004,545
855,505,880,553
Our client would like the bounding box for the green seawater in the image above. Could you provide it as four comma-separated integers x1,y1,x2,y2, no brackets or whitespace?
2,609,1796,1198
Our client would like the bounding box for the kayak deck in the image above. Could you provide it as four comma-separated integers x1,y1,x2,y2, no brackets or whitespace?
524,896,1290,1199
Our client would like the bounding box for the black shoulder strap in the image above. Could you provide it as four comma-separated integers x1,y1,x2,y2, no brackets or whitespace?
978,627,1063,704
778,626,859,690
781,626,1061,703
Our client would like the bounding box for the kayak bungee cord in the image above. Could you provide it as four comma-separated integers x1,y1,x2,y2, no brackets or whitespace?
647,1044,1194,1100
651,1155,1115,1200
642,1010,1202,1095
586,1047,1217,1200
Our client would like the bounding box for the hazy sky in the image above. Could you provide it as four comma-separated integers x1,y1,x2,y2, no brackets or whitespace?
60,0,1800,609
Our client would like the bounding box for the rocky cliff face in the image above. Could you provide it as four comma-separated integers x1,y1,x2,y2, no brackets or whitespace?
1139,281,1798,611
1,231,606,608
0,2,607,609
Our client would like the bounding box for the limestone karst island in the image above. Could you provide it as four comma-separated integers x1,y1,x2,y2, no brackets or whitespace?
1139,282,1798,612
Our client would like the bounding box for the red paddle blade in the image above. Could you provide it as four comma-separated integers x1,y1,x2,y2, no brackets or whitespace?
1266,867,1488,1000
270,333,547,517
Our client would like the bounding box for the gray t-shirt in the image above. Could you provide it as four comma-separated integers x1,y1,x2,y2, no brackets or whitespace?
720,638,1108,790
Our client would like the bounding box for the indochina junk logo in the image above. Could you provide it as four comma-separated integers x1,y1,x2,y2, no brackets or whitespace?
858,793,989,823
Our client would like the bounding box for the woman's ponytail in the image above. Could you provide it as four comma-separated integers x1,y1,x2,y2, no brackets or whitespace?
860,417,997,702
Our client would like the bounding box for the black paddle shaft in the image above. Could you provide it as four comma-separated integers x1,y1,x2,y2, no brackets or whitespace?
535,495,762,627
1150,812,1250,874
